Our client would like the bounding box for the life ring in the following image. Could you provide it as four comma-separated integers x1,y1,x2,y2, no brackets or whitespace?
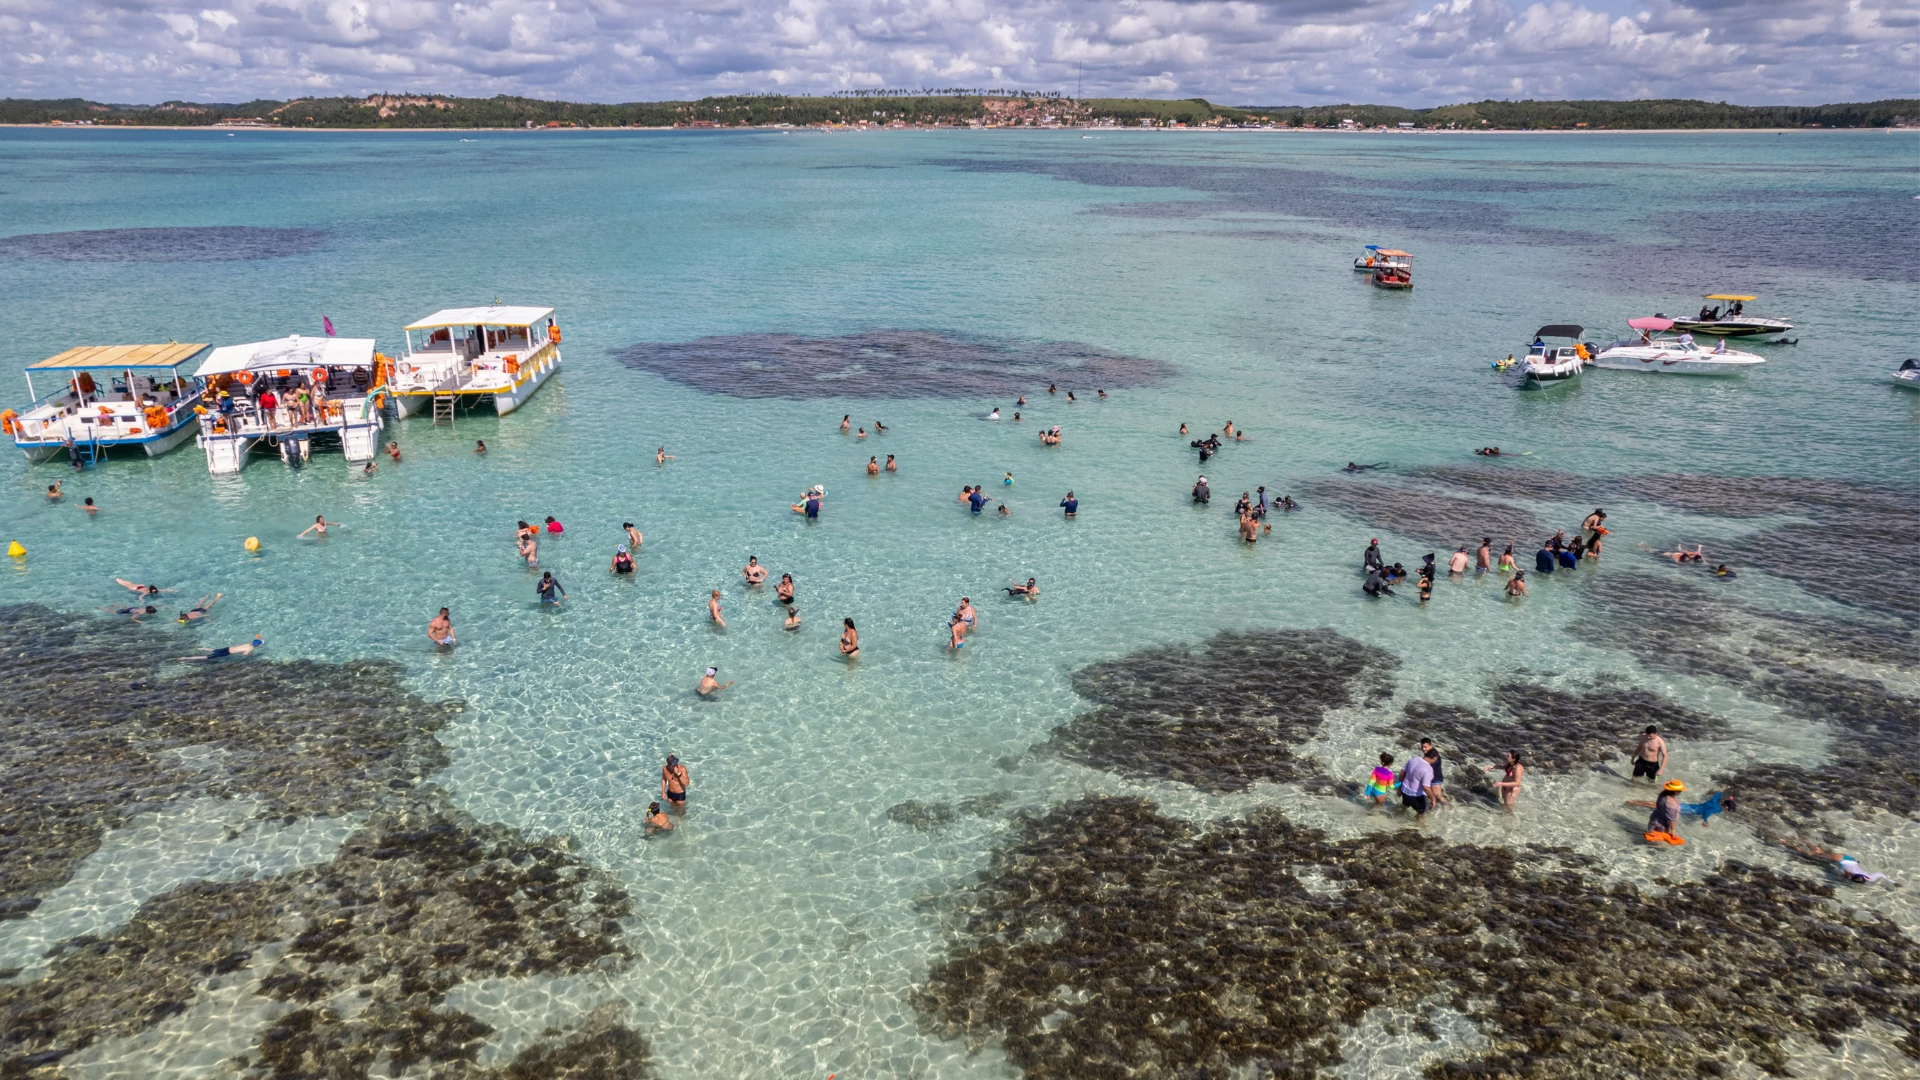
548,323,562,344
0,409,17,435
235,371,254,386
311,367,329,384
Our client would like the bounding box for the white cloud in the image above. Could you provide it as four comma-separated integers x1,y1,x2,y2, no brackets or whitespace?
0,0,1909,103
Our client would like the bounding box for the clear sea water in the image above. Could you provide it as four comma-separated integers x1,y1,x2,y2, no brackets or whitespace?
1,126,1917,1077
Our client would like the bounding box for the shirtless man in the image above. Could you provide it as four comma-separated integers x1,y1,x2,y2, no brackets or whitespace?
708,589,726,628
1005,577,1039,598
885,455,896,472
47,481,62,501
429,607,455,646
1476,538,1492,571
298,515,340,539
83,497,99,514
179,636,263,661
1448,546,1471,575
743,556,768,586
1631,726,1668,783
645,802,674,835
867,457,880,475
696,667,732,696
660,754,690,815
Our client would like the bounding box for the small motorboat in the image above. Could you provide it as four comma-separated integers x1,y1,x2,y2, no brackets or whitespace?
1592,318,1764,375
1669,293,1793,338
1353,245,1411,273
1894,358,1920,390
1519,324,1588,389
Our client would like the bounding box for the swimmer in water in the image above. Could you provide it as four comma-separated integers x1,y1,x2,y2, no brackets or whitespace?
840,618,859,659
475,440,486,454
544,516,564,536
656,447,674,465
885,454,896,472
518,533,538,566
1003,472,1013,486
997,504,1010,517
624,522,643,550
743,556,768,585
1712,564,1736,579
1223,421,1235,438
776,574,795,605
429,607,455,646
955,597,978,635
1778,839,1901,886
696,666,732,696
1005,577,1039,598
47,480,62,501
1066,391,1076,403
298,515,340,539
1012,412,1021,422
178,636,263,662
1017,395,1027,406
1651,544,1706,564
1179,423,1188,435
856,427,866,438
1505,570,1527,598
116,579,170,598
386,441,401,463
645,802,674,835
867,456,880,475
1497,545,1516,573
1488,751,1525,812
536,572,566,606
708,589,726,628
361,460,377,476
176,593,223,623
987,408,1000,421
1048,384,1057,394
784,606,802,630
1476,538,1492,571
661,754,690,814
612,545,635,574
103,604,159,622
873,420,887,433
1625,790,1734,828
83,497,98,514
959,484,974,505
1344,461,1389,473
840,415,850,432
947,614,967,650
1060,491,1077,518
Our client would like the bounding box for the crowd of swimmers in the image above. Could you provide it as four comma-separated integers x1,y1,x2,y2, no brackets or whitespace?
1358,508,1614,603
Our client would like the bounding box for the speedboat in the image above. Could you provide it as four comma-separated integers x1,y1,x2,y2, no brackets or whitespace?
1353,245,1411,273
1669,294,1793,338
4,343,209,464
1519,324,1588,389
1895,359,1920,389
1593,318,1764,375
387,305,562,419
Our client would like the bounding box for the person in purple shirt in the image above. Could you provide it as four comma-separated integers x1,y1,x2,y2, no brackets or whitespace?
1400,750,1436,821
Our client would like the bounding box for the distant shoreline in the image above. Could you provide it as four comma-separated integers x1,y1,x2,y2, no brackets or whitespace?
2,124,1911,134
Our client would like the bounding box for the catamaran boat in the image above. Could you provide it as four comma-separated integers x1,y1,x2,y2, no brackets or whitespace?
1593,318,1765,375
1669,294,1793,338
5,343,210,464
1894,359,1920,390
387,305,562,420
1520,324,1588,389
1353,246,1412,273
191,335,386,474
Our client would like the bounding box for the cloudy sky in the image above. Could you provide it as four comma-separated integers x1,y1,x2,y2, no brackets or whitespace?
1,0,1913,106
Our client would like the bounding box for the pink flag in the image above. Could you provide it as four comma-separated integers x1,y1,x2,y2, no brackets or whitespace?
322,315,336,337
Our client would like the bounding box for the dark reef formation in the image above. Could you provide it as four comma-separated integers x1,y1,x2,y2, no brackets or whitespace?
1394,683,1728,777
1301,479,1540,551
0,226,326,262
1042,629,1396,792
0,605,650,1078
1409,465,1592,503
1619,474,1920,621
615,329,1174,399
916,795,1920,1079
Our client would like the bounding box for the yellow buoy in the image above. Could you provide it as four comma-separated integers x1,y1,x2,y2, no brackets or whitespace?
244,536,260,552
6,541,24,557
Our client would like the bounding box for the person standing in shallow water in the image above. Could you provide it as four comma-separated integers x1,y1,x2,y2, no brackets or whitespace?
1398,749,1434,822
1489,751,1525,812
428,607,455,646
840,618,859,659
661,754,689,816
1632,727,1668,783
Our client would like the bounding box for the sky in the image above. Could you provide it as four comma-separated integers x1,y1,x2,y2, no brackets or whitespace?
1,0,1914,106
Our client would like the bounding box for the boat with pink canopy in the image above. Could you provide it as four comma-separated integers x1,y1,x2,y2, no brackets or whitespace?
1593,317,1764,375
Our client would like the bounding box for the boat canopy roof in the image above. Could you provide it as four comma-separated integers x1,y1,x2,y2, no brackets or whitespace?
1628,317,1675,331
1534,324,1583,339
406,305,554,331
194,335,376,379
1704,293,1757,302
1374,249,1412,258
27,343,210,371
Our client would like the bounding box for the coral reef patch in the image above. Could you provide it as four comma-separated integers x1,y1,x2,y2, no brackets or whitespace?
0,226,326,262
1394,683,1728,776
1301,479,1539,551
615,329,1173,399
1042,629,1396,793
915,795,1920,1079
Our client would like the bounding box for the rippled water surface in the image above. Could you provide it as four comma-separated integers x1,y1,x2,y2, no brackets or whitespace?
1,127,1917,1078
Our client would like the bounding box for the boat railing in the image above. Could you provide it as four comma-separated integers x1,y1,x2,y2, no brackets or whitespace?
198,394,379,438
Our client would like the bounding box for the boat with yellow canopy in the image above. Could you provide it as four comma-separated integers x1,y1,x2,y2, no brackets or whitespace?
1669,293,1793,338
6,343,209,464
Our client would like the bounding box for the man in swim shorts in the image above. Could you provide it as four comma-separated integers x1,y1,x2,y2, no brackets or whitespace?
661,754,690,815
1418,740,1446,808
429,607,455,646
1398,750,1434,822
180,636,263,661
1632,727,1667,783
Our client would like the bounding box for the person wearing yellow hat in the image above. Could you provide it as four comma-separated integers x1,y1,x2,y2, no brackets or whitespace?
1645,779,1686,845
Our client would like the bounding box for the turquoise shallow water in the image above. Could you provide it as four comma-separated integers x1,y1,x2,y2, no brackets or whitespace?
2,127,1918,1077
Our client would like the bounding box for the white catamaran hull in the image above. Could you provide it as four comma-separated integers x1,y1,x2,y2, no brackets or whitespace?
1592,345,1763,375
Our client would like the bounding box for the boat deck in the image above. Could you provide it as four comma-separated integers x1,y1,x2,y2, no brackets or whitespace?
390,339,557,397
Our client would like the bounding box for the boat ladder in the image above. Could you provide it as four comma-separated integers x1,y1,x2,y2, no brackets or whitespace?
71,434,103,469
431,392,456,425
